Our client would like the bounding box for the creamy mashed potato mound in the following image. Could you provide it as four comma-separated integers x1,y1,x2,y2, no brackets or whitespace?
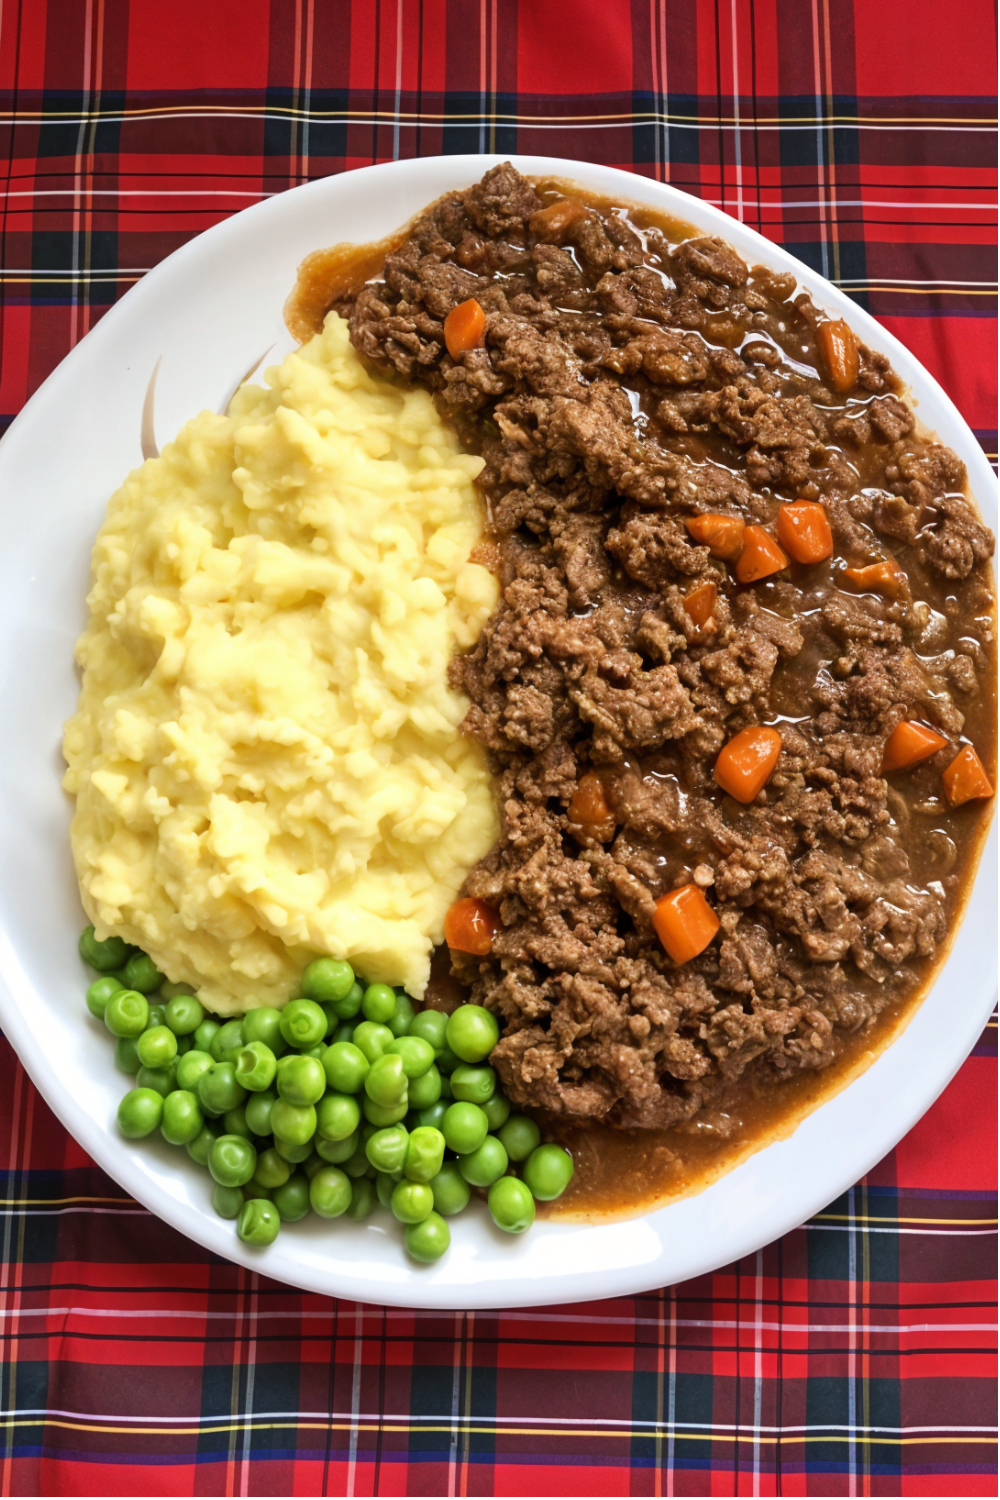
63,314,499,1013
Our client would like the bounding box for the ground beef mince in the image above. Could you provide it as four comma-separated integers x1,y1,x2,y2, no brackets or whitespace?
345,163,997,1135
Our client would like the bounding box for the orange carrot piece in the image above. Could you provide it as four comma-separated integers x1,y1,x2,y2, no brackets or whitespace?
528,198,587,241
714,725,783,803
735,526,789,584
683,580,718,629
653,884,721,965
841,558,907,596
685,513,745,560
443,298,487,359
881,721,949,773
816,318,860,393
942,745,994,808
776,501,834,565
568,771,613,828
444,897,501,956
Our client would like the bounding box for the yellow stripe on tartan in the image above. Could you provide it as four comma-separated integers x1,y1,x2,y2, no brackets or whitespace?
0,106,995,126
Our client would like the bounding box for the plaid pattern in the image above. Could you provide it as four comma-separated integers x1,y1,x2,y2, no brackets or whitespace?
0,1,996,1493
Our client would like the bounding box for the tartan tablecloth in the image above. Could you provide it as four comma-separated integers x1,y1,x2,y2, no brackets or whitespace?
0,2,996,1494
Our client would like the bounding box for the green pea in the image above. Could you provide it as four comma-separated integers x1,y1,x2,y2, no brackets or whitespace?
136,1025,177,1070
430,1162,472,1218
212,1184,244,1220
329,981,365,1023
301,957,356,1004
270,1099,317,1146
86,975,123,1019
488,1176,535,1234
159,980,195,1001
175,1049,214,1093
346,1177,378,1220
275,1053,326,1107
114,1037,141,1076
481,1094,511,1132
104,989,149,1039
117,1087,163,1139
193,1017,221,1054
450,1064,496,1105
79,925,130,973
402,1125,445,1184
365,1053,408,1108
407,1064,442,1111
342,1143,372,1178
362,1097,408,1127
185,1126,217,1166
223,1106,253,1140
523,1143,575,1201
278,998,327,1051
436,1047,460,1076
197,1062,246,1117
145,1004,167,1030
458,1135,508,1187
352,1021,393,1064
273,1135,315,1164
361,983,397,1025
330,1020,356,1045
123,952,165,994
316,1093,361,1142
375,1171,399,1210
405,1212,450,1263
244,1089,277,1137
386,993,415,1038
442,1102,488,1156
273,1173,311,1222
322,1041,370,1095
237,1199,280,1246
365,1124,409,1175
241,1007,287,1055
254,1146,292,1190
391,1180,434,1224
446,1004,499,1065
411,1100,448,1131
164,993,205,1036
210,1019,245,1063
498,1114,541,1163
175,1035,193,1056
302,1152,324,1181
408,1008,449,1053
208,1134,257,1188
316,1130,359,1164
235,1041,277,1094
306,1165,350,1218
161,1090,204,1146
386,1036,435,1079
136,1064,176,1098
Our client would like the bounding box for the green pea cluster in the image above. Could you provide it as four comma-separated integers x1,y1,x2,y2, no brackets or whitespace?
80,929,575,1261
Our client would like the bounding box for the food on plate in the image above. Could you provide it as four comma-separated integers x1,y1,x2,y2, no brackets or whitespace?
63,316,499,1012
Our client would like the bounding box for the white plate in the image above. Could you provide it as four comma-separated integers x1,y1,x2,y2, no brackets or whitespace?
0,154,995,1310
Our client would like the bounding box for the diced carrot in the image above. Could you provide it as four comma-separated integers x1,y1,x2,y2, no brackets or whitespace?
942,745,994,808
683,580,717,629
528,198,587,241
714,725,783,803
841,558,907,596
816,318,860,393
881,721,949,773
685,513,745,560
443,298,487,359
568,771,613,828
776,501,834,565
735,526,789,584
652,884,721,965
443,897,501,956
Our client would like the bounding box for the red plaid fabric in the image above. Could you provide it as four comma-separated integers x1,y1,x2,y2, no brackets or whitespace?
0,2,996,1494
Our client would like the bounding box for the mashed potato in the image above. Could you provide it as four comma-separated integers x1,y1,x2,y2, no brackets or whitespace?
63,314,499,1013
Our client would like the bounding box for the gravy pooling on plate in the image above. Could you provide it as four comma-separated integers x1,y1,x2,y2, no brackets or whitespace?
293,162,996,1216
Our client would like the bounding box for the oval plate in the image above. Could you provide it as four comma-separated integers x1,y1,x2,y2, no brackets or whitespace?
0,154,995,1309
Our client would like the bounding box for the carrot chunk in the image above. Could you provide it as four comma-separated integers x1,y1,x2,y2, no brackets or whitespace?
683,580,717,629
735,526,789,584
881,721,949,773
942,745,994,808
443,298,487,359
816,318,860,393
685,513,745,560
714,725,783,803
841,558,907,596
528,198,587,241
568,771,613,829
776,501,834,565
443,897,501,956
652,884,721,965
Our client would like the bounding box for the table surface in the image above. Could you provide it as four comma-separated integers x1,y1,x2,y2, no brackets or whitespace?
0,1,996,1495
